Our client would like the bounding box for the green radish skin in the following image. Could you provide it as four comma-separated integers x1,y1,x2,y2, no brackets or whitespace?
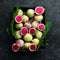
17,9,23,16
15,23,23,29
36,30,42,39
27,9,34,18
32,38,39,45
24,33,33,42
34,15,43,22
15,31,22,39
24,42,31,49
22,15,29,23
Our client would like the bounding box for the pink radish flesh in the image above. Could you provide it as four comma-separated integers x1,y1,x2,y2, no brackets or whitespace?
38,24,45,31
21,27,28,35
15,15,22,23
12,44,19,51
30,45,36,50
35,6,44,15
30,29,35,35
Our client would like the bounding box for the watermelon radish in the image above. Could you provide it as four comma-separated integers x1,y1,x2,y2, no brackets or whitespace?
20,27,28,35
17,9,23,16
29,44,37,52
32,21,39,28
36,30,42,39
12,43,20,52
15,31,22,39
34,15,43,22
16,39,24,47
38,23,45,31
24,42,31,49
32,38,39,45
24,33,33,42
27,9,34,18
35,6,45,15
22,15,29,23
15,23,23,29
24,23,32,29
29,28,36,35
15,15,23,23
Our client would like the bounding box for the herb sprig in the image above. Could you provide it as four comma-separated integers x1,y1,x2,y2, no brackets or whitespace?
38,22,52,50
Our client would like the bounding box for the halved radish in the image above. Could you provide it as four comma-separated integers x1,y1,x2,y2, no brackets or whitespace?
15,15,23,23
38,23,45,31
29,44,37,52
29,28,36,35
35,6,45,15
20,27,28,35
12,43,20,52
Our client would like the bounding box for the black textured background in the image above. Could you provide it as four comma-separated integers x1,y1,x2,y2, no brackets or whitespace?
0,0,60,60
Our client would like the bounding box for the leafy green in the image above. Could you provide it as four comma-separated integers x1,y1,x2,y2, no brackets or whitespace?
7,8,19,37
37,22,52,50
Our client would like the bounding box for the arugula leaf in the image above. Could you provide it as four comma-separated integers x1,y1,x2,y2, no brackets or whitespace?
6,8,19,37
10,8,19,37
37,22,52,50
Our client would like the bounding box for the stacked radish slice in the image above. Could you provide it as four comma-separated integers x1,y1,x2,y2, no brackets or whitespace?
12,6,45,52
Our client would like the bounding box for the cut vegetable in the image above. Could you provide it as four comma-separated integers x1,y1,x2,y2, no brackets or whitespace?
38,23,45,31
12,43,20,52
35,6,45,15
20,27,28,35
29,44,37,52
29,28,36,35
15,15,23,23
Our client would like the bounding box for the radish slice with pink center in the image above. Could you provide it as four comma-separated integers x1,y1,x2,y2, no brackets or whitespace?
20,27,28,35
15,15,23,23
29,44,37,52
12,43,20,52
35,6,45,15
38,23,45,31
29,28,36,35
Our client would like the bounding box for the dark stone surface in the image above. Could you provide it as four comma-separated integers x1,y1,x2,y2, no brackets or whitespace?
0,0,60,60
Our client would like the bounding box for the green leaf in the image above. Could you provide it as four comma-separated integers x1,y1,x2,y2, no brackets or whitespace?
10,8,19,37
37,22,52,50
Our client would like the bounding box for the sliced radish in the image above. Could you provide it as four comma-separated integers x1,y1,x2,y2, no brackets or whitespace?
35,6,45,15
29,44,37,52
29,28,36,35
12,43,20,52
15,15,23,23
38,23,45,31
20,27,28,35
